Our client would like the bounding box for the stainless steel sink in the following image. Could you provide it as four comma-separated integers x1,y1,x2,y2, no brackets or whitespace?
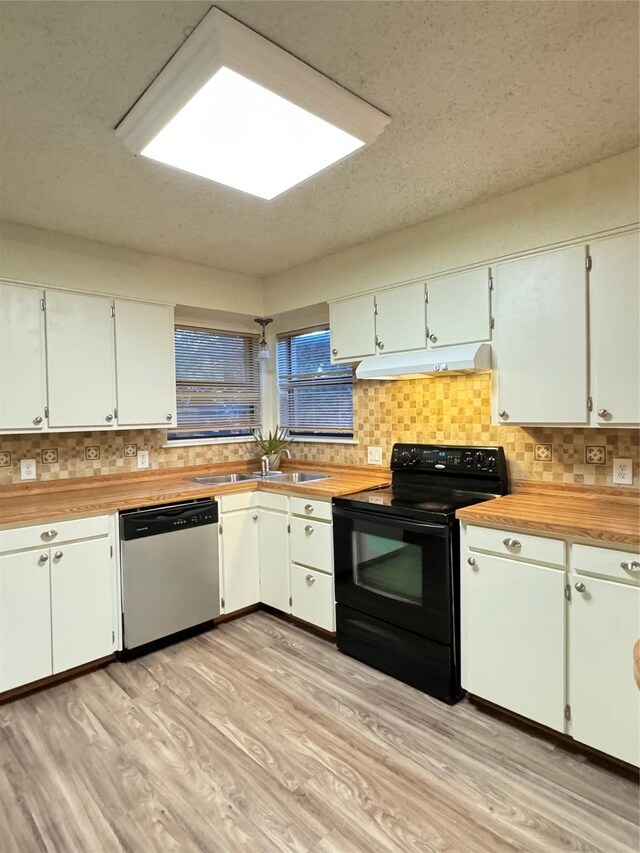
192,473,259,485
192,470,330,486
260,471,330,483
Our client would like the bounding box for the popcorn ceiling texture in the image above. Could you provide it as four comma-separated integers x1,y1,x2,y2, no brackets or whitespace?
0,374,637,487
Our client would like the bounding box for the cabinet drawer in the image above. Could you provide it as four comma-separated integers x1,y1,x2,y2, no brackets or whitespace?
256,492,288,512
467,524,566,567
572,543,640,584
0,514,110,554
290,496,332,522
291,564,335,632
218,491,257,513
290,516,333,573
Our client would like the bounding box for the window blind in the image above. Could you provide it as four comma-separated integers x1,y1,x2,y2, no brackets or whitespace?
172,325,261,436
277,327,354,437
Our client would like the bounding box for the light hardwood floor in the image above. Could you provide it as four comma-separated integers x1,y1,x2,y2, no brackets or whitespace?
1,612,638,852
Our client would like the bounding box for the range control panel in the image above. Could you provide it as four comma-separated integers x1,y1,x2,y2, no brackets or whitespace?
390,443,506,476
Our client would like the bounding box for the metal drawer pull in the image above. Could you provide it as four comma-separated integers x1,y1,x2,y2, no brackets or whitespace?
304,525,314,534
597,408,610,418
38,553,49,563
54,551,63,560
105,413,114,422
467,557,476,566
621,560,640,572
252,514,259,522
498,410,508,419
166,414,172,421
503,537,521,549
305,574,315,586
575,582,586,593
304,504,314,514
41,529,58,540
33,415,43,425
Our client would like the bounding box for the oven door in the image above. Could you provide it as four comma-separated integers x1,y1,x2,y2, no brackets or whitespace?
333,505,453,643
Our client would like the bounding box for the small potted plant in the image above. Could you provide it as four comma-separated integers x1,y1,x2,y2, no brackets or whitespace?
251,426,293,471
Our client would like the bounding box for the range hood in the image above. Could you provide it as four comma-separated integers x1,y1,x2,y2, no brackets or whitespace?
355,343,491,380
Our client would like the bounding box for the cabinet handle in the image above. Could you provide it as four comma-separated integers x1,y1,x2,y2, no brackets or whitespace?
621,560,640,572
498,410,508,419
597,408,610,419
166,414,172,421
376,339,384,351
305,574,315,586
41,529,58,540
105,413,114,422
38,553,49,563
467,556,476,566
54,550,63,560
252,514,259,522
304,525,314,535
503,537,521,549
332,348,338,356
575,582,586,593
33,415,43,425
429,333,438,343
304,504,314,514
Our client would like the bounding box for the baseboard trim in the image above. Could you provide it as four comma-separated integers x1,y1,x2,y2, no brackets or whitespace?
0,654,115,704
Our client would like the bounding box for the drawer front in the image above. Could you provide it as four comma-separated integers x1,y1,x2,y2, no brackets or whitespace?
218,492,257,513
0,514,110,554
572,543,640,584
256,491,288,513
291,564,335,632
290,516,333,573
290,496,332,523
467,524,566,567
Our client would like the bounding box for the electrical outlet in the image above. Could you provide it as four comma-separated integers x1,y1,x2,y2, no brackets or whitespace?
367,446,383,465
20,458,37,480
137,450,149,470
612,458,633,485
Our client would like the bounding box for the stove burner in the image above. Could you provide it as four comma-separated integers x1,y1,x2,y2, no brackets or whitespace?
415,501,453,511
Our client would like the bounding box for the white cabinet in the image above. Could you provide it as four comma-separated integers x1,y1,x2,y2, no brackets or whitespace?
45,290,117,429
330,295,376,361
290,516,333,573
114,300,176,427
289,499,334,632
220,509,260,614
461,551,567,731
492,245,588,424
259,509,290,612
290,565,335,632
374,283,426,354
0,550,52,691
0,283,47,432
426,268,491,348
589,231,640,426
50,538,115,674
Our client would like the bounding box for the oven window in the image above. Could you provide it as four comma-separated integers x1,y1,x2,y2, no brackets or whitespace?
352,530,422,605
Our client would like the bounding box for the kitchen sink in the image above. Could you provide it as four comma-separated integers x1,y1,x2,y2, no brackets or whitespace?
192,473,259,485
192,470,330,486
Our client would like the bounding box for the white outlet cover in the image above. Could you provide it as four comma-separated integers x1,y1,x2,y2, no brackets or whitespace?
137,450,150,469
612,457,633,485
367,446,383,465
20,458,37,480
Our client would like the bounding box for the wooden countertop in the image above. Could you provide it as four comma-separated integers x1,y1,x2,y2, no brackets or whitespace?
0,460,390,526
456,490,640,548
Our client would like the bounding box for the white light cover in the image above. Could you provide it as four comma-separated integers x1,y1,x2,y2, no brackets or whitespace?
141,67,365,200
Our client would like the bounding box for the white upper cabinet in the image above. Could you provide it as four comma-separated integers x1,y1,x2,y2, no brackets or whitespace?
589,231,640,427
374,283,426,354
426,268,491,348
45,290,117,429
492,245,588,424
0,282,47,432
330,294,376,361
114,300,176,427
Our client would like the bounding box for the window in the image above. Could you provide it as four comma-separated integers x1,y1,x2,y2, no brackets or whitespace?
277,327,354,438
169,325,261,440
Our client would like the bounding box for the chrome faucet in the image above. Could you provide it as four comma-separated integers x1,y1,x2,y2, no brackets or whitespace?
260,455,269,476
280,448,291,461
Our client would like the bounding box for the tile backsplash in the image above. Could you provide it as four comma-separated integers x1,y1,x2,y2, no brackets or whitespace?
0,374,637,487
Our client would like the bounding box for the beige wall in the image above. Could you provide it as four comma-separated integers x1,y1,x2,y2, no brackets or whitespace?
264,148,640,313
0,220,264,314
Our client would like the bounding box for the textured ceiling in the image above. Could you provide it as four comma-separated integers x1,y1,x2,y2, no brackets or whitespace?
0,1,638,277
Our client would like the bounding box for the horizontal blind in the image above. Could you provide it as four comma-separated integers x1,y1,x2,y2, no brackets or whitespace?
277,327,353,436
174,326,261,433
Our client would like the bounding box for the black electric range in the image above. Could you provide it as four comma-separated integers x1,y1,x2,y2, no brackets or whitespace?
332,443,509,703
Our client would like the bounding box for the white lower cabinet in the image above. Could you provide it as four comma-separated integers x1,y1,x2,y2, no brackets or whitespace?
259,509,290,612
219,508,260,614
290,565,334,632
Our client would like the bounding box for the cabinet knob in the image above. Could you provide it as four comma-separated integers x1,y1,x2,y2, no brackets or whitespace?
304,504,314,514
304,525,314,535
597,408,610,419
41,529,58,540
252,514,259,522
38,553,49,563
503,537,521,549
105,413,114,422
376,339,384,351
575,582,586,593
54,550,63,560
429,334,438,343
305,574,315,586
166,414,172,421
332,348,338,356
33,415,43,425
498,410,508,420
621,560,640,572
467,556,477,567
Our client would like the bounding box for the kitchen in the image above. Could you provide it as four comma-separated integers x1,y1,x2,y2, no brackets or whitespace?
0,2,639,851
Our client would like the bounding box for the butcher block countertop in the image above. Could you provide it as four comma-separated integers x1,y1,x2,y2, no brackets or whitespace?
457,484,640,548
0,460,390,527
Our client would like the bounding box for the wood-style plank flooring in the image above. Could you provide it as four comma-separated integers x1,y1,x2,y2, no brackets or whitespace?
1,612,638,852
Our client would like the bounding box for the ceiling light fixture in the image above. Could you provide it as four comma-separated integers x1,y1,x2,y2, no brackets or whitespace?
254,317,273,361
115,8,390,200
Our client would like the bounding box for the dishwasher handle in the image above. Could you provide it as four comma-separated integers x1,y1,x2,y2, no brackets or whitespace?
120,500,218,541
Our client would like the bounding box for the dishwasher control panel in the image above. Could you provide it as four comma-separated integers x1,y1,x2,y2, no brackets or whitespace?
120,499,218,541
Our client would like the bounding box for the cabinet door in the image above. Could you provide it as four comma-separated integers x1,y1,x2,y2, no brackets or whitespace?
570,577,640,766
589,232,640,426
375,283,426,354
427,268,491,347
221,510,260,614
45,290,116,428
0,283,47,431
114,300,176,427
291,564,335,631
0,551,52,691
461,552,566,731
330,295,376,361
492,246,588,424
50,538,115,674
259,510,290,612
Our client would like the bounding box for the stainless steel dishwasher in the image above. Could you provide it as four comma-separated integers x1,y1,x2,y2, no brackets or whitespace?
120,499,219,654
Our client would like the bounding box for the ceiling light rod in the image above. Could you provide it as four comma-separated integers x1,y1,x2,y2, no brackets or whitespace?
255,317,273,361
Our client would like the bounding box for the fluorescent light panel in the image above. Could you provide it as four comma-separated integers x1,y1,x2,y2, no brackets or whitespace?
142,67,365,200
116,8,390,200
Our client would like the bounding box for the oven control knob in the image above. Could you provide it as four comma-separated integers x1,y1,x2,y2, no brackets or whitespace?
410,448,420,462
401,451,412,466
474,451,485,466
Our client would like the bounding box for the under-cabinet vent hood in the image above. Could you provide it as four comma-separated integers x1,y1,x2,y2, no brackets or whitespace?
355,343,491,380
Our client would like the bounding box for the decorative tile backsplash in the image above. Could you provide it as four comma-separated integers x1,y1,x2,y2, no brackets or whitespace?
0,374,637,487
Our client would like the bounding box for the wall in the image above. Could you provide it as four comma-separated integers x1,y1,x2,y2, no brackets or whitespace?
0,220,264,314
264,149,640,313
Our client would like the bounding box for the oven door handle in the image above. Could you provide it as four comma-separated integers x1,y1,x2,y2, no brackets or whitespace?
332,506,450,537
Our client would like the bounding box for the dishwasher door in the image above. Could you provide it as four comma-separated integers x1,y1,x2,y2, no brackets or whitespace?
120,500,219,650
